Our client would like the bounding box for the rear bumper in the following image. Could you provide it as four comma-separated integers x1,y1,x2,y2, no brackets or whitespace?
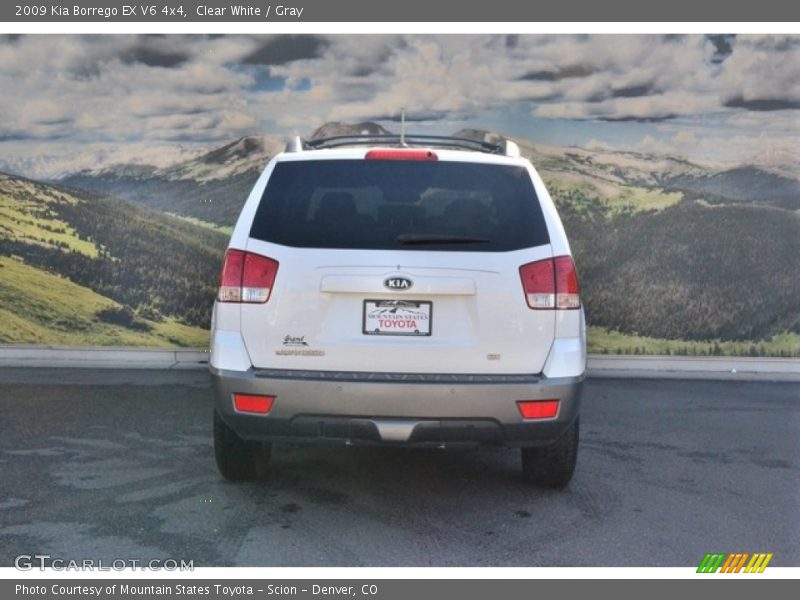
211,367,583,447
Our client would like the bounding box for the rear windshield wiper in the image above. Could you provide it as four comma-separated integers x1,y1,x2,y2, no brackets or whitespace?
395,234,492,245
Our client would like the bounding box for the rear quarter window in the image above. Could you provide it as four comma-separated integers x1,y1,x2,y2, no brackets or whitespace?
249,159,550,251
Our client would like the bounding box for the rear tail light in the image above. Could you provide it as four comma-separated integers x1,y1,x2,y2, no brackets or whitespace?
233,393,275,414
517,399,560,419
519,256,580,310
218,249,278,303
365,148,438,161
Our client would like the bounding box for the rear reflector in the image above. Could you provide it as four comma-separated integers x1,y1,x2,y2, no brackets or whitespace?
218,249,278,303
519,255,580,310
233,393,275,414
365,148,438,161
517,400,560,419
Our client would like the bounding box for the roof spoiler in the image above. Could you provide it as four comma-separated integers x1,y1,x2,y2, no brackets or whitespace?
284,134,522,157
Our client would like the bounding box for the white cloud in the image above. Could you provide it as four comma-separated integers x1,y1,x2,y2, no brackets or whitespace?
584,138,615,151
0,34,798,176
0,141,209,179
717,35,800,104
670,130,697,146
634,129,800,166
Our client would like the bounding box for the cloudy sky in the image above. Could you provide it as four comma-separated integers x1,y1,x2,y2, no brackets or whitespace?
0,34,798,177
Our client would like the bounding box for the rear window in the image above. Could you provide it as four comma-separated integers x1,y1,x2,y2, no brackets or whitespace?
249,159,549,251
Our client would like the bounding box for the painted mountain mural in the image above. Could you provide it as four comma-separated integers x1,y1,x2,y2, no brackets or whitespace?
0,123,797,355
1,35,798,354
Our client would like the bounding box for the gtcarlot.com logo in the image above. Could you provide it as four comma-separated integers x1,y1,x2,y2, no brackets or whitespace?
14,554,194,571
697,552,773,573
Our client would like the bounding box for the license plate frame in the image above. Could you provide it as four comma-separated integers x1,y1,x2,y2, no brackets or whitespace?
362,299,433,337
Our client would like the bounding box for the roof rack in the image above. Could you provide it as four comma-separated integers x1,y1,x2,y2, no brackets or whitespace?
284,134,521,158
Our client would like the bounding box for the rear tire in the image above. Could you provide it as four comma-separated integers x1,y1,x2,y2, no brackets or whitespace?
521,417,579,488
213,410,272,481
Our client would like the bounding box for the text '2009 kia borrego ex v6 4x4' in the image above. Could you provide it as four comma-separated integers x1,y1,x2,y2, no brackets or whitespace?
209,133,586,488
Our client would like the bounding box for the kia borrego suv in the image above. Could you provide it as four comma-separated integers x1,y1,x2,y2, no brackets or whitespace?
210,133,586,487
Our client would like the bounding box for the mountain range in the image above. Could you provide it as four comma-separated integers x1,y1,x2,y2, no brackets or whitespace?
0,122,797,352
456,129,800,209
55,123,800,226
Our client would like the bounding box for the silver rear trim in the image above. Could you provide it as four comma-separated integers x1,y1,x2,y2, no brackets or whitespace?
253,368,542,384
212,366,583,446
372,419,418,442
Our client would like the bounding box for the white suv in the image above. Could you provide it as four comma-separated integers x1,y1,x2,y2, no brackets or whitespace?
210,134,586,487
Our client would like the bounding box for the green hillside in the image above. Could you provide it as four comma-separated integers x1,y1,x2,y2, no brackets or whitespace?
0,173,225,347
0,256,208,347
587,326,800,357
544,178,684,213
555,189,800,354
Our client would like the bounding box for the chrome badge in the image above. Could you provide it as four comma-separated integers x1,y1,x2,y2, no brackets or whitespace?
383,276,413,291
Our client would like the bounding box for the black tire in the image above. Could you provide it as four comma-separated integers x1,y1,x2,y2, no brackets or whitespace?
213,410,272,482
521,417,579,488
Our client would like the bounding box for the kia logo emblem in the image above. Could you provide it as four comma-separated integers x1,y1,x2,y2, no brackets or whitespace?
384,277,413,290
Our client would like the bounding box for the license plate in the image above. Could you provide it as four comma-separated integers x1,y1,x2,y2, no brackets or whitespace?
363,300,432,336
